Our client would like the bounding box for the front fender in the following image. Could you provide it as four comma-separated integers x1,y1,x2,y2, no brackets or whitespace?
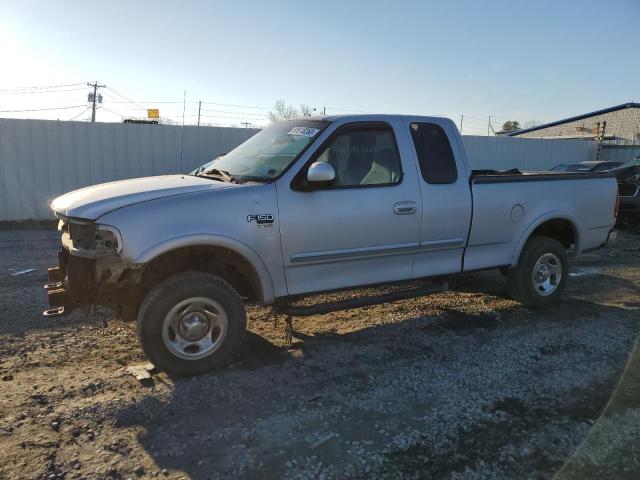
510,211,581,267
135,233,276,304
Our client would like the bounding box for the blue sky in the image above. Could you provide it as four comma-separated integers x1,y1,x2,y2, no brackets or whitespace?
0,0,638,134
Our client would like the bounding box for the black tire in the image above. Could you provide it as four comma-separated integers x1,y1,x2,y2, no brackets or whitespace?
137,271,246,376
507,236,568,308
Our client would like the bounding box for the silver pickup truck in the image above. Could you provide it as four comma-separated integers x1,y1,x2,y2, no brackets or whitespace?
46,115,618,375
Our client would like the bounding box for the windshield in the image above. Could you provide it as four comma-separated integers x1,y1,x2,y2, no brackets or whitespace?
193,119,328,181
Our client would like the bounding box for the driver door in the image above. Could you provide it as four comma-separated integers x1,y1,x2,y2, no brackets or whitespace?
277,121,422,296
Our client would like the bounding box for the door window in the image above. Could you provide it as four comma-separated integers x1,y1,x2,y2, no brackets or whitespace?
314,125,402,187
409,122,458,184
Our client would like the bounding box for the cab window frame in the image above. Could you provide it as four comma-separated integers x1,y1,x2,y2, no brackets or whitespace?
409,122,458,185
291,121,404,191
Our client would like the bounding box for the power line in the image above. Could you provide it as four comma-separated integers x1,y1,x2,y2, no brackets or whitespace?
0,82,86,92
0,105,86,113
69,107,90,121
97,105,125,117
103,86,147,111
0,87,89,95
202,101,270,110
182,113,269,121
105,100,198,105
199,108,267,117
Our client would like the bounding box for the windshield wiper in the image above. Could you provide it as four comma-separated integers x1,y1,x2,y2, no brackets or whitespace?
198,168,243,184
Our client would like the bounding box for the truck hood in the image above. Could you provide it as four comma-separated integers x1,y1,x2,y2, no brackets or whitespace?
51,175,237,220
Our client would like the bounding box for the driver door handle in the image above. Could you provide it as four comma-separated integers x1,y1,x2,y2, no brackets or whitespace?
393,201,417,215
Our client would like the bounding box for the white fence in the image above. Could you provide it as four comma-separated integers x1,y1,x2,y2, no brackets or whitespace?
462,135,595,171
0,119,259,221
600,144,640,163
0,119,598,221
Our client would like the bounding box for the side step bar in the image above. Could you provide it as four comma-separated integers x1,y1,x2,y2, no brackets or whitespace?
277,279,448,317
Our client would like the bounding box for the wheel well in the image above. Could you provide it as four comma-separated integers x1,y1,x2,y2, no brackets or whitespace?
531,218,576,249
140,246,263,302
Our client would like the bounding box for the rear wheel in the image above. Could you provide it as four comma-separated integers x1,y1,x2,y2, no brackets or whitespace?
137,271,246,375
507,236,568,307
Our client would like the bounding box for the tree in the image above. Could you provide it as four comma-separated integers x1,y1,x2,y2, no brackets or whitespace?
501,120,521,132
299,104,313,117
267,100,314,123
523,120,539,129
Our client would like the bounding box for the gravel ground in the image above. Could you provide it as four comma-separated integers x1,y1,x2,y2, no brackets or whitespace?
0,224,639,479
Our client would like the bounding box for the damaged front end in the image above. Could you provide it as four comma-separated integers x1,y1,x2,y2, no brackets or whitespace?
44,216,142,317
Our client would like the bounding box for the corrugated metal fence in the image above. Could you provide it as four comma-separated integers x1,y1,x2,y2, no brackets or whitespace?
0,119,259,221
1,119,598,221
462,135,595,171
600,144,640,163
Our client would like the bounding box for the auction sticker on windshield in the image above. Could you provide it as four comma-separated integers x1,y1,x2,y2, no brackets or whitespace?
287,126,320,137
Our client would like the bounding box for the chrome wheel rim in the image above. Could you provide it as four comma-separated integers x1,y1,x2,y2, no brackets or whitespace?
532,253,562,296
162,297,228,360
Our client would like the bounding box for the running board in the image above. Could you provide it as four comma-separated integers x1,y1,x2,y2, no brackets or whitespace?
277,280,448,317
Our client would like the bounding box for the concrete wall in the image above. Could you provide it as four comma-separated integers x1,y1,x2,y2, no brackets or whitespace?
0,118,597,221
513,106,640,142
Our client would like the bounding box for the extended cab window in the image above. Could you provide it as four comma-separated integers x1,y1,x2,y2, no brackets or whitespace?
314,124,402,187
410,122,458,184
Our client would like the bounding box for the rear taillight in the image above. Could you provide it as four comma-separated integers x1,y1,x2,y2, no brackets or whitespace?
614,187,620,218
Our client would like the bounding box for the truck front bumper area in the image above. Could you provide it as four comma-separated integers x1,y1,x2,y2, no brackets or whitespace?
44,249,98,316
43,248,141,318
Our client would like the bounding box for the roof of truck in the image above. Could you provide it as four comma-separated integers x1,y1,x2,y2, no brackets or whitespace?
299,114,449,122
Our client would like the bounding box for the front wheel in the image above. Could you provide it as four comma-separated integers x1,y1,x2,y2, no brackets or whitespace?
507,236,568,307
137,271,246,375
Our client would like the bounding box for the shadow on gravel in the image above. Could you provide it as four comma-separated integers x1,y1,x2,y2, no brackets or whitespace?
453,270,640,300
0,297,107,337
109,295,638,479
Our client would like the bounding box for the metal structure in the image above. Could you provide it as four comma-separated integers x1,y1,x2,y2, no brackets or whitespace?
0,118,597,221
461,134,595,171
0,118,259,221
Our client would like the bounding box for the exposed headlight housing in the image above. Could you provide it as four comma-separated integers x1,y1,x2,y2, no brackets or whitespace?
95,226,121,255
59,216,122,257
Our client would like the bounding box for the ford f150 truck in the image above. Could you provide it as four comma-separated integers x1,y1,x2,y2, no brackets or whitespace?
46,115,619,375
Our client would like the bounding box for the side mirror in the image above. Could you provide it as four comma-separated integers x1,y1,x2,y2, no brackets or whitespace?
307,162,335,184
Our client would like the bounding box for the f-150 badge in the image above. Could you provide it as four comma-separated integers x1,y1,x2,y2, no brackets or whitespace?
247,214,274,227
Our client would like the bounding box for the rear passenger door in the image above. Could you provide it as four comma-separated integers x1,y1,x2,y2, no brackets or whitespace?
406,119,472,277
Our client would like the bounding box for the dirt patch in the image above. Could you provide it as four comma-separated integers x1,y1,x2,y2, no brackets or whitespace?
0,228,639,479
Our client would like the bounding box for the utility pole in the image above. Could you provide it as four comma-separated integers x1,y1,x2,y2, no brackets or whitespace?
459,114,464,133
240,122,251,128
487,115,496,136
197,101,202,126
87,81,105,122
323,106,326,115
595,121,607,161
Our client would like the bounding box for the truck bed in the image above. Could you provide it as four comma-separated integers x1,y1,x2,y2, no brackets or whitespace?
463,171,617,272
470,169,614,183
